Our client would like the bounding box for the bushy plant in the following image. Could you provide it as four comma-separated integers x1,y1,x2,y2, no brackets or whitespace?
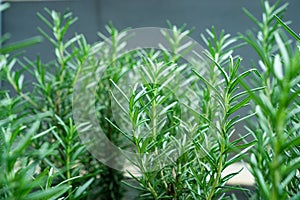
1,0,300,199
0,3,71,200
107,24,257,200
1,7,122,200
241,1,300,199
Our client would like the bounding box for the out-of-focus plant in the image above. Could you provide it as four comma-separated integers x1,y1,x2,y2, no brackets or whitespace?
241,0,300,199
0,93,70,200
0,3,70,200
2,8,108,200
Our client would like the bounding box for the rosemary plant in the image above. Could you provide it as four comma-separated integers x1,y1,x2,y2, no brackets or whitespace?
103,24,257,199
185,27,258,200
2,8,112,199
241,0,300,199
0,3,70,200
2,1,300,199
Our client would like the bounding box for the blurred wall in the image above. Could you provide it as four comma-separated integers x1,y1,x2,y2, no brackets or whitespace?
2,0,300,62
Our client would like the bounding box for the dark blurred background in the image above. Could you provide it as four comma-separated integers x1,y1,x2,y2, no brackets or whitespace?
2,0,300,63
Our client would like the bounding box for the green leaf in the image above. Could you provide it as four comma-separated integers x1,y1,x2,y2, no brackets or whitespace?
275,15,300,42
285,133,300,150
242,8,262,28
274,32,289,65
203,51,229,85
225,142,255,168
253,167,270,199
192,69,225,110
228,96,251,116
273,54,284,80
37,12,53,29
13,121,40,154
229,69,259,94
32,126,56,140
0,36,43,54
74,178,94,198
23,185,70,200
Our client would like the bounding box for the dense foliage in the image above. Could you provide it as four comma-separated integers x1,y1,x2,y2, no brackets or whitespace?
0,1,300,199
